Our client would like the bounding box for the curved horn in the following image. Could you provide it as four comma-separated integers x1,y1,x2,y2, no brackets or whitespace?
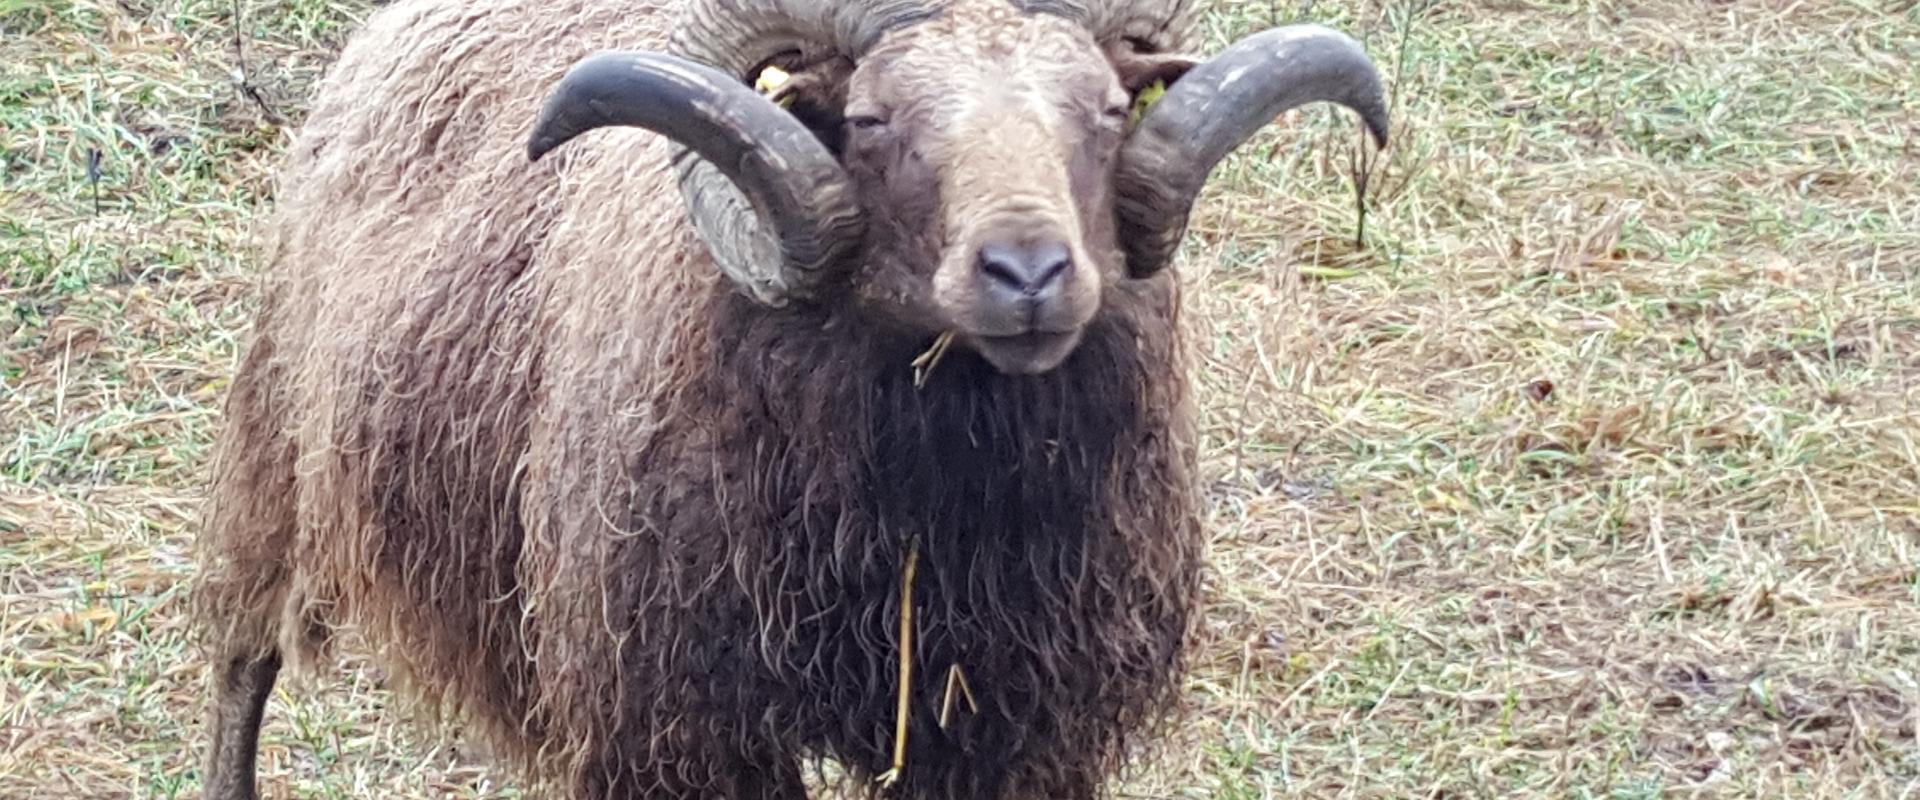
527,51,864,300
657,0,937,303
1013,0,1201,51
1115,25,1390,278
670,0,942,78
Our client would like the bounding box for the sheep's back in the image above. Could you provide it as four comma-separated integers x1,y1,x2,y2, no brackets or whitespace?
238,0,698,768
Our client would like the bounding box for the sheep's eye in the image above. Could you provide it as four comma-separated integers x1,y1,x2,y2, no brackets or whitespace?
847,114,889,131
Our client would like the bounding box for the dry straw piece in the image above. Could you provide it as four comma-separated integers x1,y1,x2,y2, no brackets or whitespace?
875,538,921,788
876,538,981,789
939,663,978,729
911,331,958,388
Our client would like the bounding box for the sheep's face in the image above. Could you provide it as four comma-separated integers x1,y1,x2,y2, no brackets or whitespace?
532,11,1387,375
816,11,1182,375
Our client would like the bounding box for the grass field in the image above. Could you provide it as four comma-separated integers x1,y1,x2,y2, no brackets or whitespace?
3,0,1918,796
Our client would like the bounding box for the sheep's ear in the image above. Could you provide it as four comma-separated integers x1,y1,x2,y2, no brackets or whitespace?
1105,40,1199,95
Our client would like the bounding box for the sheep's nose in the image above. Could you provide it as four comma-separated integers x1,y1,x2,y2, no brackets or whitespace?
977,238,1073,299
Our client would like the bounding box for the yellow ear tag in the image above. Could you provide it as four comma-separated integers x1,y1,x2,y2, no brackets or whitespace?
755,65,795,108
1128,79,1167,130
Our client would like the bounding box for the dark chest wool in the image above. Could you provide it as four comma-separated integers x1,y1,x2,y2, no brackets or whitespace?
696,293,1200,785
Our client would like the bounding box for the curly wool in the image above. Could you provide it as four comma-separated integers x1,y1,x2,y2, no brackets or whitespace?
193,0,1205,796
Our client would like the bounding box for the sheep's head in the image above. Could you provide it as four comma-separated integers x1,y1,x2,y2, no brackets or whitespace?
528,0,1388,374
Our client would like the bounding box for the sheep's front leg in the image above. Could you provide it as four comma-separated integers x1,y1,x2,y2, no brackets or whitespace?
202,650,281,800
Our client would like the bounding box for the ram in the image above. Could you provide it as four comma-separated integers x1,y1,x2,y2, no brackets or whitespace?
192,0,1387,796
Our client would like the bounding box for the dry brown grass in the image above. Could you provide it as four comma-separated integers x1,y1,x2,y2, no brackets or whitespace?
3,0,1917,797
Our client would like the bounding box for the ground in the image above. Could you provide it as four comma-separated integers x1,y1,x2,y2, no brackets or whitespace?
2,0,1917,797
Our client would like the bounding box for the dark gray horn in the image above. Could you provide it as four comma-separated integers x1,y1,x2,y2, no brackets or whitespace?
528,51,864,297
1115,24,1390,278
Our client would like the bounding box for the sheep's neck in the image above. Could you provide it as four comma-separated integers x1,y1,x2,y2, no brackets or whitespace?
709,294,1181,552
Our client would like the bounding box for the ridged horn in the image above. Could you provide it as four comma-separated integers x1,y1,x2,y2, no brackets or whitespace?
527,51,863,301
661,0,941,304
1011,0,1201,52
527,0,942,304
1115,24,1390,278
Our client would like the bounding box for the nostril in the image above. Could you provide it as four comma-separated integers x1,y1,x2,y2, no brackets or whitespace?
977,239,1074,295
1030,244,1071,292
978,243,1027,289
